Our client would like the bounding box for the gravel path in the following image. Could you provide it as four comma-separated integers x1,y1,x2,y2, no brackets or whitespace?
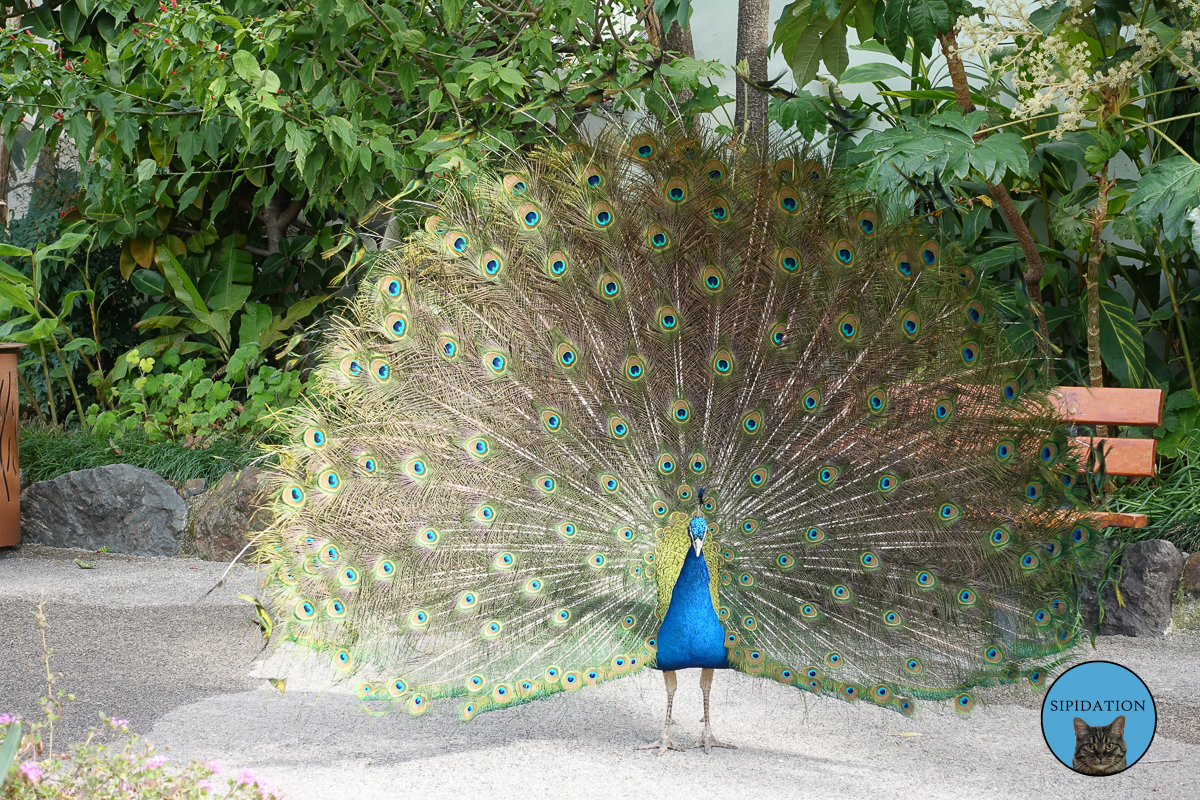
2,544,1197,799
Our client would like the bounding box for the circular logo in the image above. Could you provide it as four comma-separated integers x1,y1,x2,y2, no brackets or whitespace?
1041,660,1156,776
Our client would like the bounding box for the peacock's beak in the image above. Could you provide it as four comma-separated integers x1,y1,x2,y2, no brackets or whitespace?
693,537,704,557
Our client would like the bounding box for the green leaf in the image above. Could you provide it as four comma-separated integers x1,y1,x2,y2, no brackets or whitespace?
883,0,908,61
790,22,829,88
0,283,35,315
821,23,850,80
232,50,262,84
1127,157,1200,242
1097,286,1146,387
59,0,86,42
1094,0,1132,36
136,159,157,183
1028,0,1066,34
853,0,876,41
0,244,33,259
838,61,909,84
1166,388,1199,411
1,722,22,790
238,301,274,348
909,0,951,57
131,269,166,296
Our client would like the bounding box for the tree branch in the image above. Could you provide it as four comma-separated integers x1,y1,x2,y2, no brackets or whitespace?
939,29,1054,372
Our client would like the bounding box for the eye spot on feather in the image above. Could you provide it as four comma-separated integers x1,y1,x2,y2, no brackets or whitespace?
339,356,363,377
748,466,768,487
670,399,691,423
504,174,528,196
378,275,404,298
657,454,676,475
989,526,1011,547
837,313,859,342
590,201,614,228
934,397,955,422
832,240,854,265
893,252,913,278
701,266,724,293
883,610,903,627
857,209,878,235
703,158,726,181
778,247,801,274
777,187,801,215
805,526,826,544
516,203,542,230
480,251,504,277
546,251,569,279
664,177,688,204
282,485,305,508
384,313,409,340
920,241,940,266
295,600,316,620
375,560,395,579
802,387,822,413
631,134,657,160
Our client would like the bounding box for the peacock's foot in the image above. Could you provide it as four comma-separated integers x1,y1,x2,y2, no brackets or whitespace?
636,733,687,756
690,728,737,755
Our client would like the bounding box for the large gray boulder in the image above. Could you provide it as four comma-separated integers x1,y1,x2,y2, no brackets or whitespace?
1097,539,1185,636
21,464,188,556
188,468,270,562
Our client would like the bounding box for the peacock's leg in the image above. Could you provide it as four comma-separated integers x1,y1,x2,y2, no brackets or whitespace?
636,670,686,755
691,668,737,754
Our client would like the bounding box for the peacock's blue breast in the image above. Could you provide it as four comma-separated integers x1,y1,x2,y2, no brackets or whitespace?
654,549,729,671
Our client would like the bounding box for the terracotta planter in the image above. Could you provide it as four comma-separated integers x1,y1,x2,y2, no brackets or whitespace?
0,343,25,547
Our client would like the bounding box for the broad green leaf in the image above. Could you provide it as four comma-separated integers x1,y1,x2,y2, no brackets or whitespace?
838,62,909,84
136,159,157,183
883,0,907,61
131,269,167,296
0,284,35,314
160,253,217,336
909,0,951,57
1127,157,1200,242
232,50,262,83
59,0,86,41
239,301,274,348
0,244,33,259
790,22,829,88
853,0,876,41
821,22,850,80
1097,286,1145,387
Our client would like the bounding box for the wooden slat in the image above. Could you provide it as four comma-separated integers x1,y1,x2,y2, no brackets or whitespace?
1080,511,1148,529
1049,387,1165,427
1069,436,1157,477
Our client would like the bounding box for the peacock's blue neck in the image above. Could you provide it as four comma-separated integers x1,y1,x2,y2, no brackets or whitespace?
654,549,729,671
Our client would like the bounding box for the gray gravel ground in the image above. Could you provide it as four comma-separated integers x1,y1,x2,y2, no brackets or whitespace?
2,543,1198,800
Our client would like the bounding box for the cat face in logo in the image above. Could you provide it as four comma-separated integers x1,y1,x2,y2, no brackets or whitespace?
1071,715,1128,776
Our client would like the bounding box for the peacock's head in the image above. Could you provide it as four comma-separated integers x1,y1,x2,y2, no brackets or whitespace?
688,514,708,557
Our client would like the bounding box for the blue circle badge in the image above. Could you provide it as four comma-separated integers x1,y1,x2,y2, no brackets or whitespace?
1041,660,1156,776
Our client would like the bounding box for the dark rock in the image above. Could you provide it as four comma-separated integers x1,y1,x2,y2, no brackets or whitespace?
180,478,208,499
21,464,187,556
1183,552,1200,598
189,468,270,562
1096,540,1185,637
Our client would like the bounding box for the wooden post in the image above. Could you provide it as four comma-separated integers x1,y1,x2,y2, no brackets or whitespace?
0,343,27,547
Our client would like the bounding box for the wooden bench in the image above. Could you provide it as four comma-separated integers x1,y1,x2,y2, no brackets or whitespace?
1049,386,1165,529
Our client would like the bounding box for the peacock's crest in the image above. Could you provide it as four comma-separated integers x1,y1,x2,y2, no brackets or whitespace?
259,126,1092,722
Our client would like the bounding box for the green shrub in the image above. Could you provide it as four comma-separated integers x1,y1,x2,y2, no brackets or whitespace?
85,345,307,443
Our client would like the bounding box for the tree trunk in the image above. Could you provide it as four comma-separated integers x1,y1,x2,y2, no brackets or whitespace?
0,137,11,231
1086,167,1112,437
665,19,695,103
734,0,771,138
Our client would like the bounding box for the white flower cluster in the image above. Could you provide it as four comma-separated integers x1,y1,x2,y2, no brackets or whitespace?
955,3,1190,139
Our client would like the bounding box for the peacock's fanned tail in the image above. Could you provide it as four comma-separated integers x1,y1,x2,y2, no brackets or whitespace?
260,127,1094,720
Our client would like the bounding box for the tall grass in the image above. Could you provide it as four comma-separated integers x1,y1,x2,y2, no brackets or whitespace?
19,424,267,484
1111,452,1200,553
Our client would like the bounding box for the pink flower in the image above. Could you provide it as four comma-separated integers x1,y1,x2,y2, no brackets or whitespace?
205,761,223,775
0,714,14,724
258,780,280,799
197,779,215,792
146,755,168,768
236,768,257,785
20,761,42,783
110,718,130,730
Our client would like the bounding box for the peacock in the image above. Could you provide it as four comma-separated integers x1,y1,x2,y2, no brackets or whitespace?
258,126,1096,754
